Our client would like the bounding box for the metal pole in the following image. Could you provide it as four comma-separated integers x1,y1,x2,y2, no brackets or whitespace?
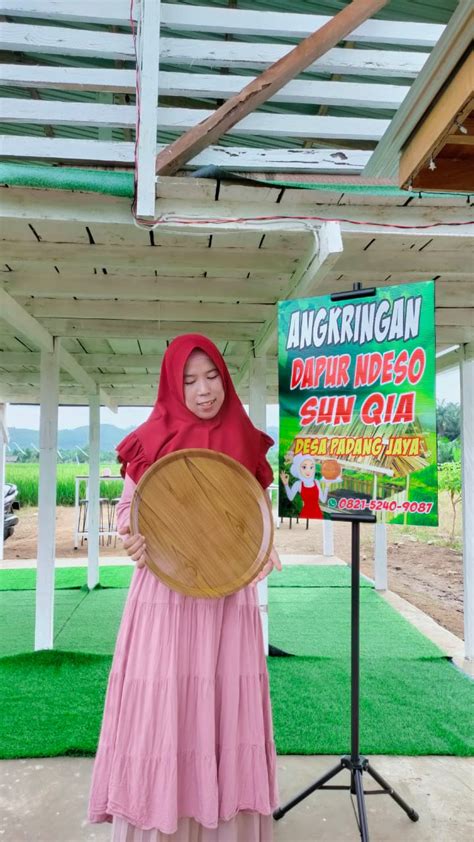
351,518,360,764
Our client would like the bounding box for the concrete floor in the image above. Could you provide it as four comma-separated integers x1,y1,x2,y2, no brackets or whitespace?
0,755,473,841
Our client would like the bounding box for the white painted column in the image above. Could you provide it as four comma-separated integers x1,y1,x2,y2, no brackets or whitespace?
372,472,388,590
35,338,60,651
248,355,269,655
374,520,388,591
460,343,474,659
248,356,266,431
0,403,8,561
323,519,334,556
87,390,100,590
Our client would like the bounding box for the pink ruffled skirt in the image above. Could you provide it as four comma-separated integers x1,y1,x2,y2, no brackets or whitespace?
88,565,279,838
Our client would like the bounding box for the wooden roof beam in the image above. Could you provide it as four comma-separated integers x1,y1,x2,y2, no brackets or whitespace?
235,221,343,387
0,286,53,354
399,51,474,192
2,2,444,48
0,288,116,412
365,0,474,178
155,0,390,176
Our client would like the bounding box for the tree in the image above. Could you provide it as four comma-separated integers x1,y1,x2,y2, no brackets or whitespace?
438,462,462,543
437,436,459,463
437,401,460,441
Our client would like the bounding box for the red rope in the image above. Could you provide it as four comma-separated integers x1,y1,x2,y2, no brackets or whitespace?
141,214,474,230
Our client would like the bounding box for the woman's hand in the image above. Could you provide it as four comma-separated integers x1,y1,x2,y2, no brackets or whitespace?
118,525,147,568
280,470,289,486
253,546,282,586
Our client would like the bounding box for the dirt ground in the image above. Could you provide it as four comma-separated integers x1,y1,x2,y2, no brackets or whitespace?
3,494,464,639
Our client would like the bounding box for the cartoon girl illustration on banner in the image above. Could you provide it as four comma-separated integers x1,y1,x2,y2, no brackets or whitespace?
280,454,341,519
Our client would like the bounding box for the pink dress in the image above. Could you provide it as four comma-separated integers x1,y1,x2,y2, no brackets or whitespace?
88,475,279,841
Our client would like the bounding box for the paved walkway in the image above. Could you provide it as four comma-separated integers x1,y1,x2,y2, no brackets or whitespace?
1,754,472,841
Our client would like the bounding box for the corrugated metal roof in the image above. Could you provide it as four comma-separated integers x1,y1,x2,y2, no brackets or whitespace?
0,0,460,167
173,0,457,25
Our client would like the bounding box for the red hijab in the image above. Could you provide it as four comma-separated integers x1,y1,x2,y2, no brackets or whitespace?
116,334,274,489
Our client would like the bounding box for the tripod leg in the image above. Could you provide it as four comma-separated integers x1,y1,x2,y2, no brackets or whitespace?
353,768,370,842
273,761,344,820
366,763,419,822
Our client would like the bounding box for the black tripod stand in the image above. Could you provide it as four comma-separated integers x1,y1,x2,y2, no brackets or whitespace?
273,512,419,840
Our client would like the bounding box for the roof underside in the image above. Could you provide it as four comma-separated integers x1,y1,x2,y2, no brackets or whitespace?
0,177,472,406
0,2,471,408
0,0,458,176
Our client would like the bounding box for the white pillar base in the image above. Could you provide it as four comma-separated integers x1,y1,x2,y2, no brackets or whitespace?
374,521,388,591
323,519,334,556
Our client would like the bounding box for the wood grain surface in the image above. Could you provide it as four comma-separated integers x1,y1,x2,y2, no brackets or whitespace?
130,448,273,597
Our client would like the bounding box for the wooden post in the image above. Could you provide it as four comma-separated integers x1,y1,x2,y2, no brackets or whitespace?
156,0,389,174
136,0,161,218
461,343,474,659
0,403,7,561
35,338,60,651
87,390,100,589
248,355,269,655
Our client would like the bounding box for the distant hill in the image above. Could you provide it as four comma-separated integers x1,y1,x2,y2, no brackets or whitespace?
8,425,134,453
8,423,279,453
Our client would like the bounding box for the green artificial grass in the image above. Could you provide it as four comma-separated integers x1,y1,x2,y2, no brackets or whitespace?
0,651,111,758
269,588,444,660
269,565,372,588
0,650,472,760
54,589,127,655
0,565,134,591
0,589,127,657
0,563,369,591
0,590,88,656
269,656,474,756
1,581,426,660
1,569,472,759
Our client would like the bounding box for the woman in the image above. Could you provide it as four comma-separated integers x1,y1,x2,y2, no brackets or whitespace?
280,454,329,519
88,334,281,841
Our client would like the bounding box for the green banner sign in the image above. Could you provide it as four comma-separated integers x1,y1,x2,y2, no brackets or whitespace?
278,281,438,526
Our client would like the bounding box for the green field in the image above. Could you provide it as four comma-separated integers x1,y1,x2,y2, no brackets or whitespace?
5,463,123,507
6,456,279,507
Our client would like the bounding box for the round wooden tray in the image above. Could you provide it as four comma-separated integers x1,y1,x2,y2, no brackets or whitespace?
130,448,274,598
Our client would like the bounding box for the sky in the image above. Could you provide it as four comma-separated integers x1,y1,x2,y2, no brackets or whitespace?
5,367,461,431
